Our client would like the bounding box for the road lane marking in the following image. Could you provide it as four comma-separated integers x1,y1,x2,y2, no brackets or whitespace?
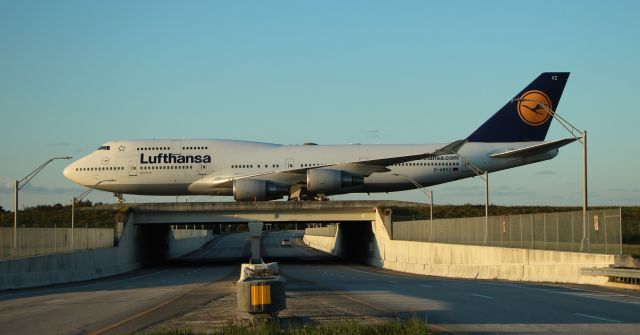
574,313,621,323
45,299,64,304
471,293,494,299
420,284,432,288
283,263,457,335
0,268,172,299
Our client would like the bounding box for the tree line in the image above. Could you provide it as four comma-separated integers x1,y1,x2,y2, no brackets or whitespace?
0,201,116,228
1,202,639,243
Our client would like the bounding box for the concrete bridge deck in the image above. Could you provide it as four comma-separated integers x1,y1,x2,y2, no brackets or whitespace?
108,200,417,225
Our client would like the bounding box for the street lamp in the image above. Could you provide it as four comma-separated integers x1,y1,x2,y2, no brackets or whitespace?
13,156,72,252
392,173,433,222
71,179,114,247
512,97,588,251
451,154,489,244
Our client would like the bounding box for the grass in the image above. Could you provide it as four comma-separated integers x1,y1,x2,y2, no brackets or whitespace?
141,319,431,335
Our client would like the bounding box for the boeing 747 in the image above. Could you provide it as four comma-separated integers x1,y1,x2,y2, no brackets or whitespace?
63,72,575,201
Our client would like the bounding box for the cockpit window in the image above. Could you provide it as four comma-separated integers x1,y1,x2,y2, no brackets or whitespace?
98,145,111,150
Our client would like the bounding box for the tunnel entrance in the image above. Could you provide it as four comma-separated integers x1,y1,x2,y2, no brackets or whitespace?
337,221,373,260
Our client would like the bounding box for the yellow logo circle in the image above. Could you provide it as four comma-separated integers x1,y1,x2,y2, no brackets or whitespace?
517,90,552,126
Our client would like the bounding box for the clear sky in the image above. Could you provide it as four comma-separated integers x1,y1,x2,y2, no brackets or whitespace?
1,0,639,209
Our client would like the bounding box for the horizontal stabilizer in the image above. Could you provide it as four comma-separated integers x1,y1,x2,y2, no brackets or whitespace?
490,138,577,159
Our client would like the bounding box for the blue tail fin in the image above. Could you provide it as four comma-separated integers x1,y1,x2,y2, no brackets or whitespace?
466,72,570,142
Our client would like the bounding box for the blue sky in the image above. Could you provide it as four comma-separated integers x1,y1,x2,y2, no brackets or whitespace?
1,1,639,209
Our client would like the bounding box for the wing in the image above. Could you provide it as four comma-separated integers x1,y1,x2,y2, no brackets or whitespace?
189,141,461,191
194,153,431,190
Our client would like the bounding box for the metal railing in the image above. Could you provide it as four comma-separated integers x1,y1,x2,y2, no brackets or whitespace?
171,228,212,240
0,227,115,259
393,208,622,254
305,225,338,237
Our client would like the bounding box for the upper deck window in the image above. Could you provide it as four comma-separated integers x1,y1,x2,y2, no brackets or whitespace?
98,145,111,150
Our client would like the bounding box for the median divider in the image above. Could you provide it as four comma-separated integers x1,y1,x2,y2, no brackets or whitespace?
236,222,286,321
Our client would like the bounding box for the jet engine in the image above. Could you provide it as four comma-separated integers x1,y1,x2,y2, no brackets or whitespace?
233,179,289,201
306,169,364,193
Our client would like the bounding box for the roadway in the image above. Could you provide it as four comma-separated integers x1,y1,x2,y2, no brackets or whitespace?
0,233,251,335
1,231,640,334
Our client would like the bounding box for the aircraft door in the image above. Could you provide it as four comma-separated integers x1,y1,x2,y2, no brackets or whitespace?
285,158,295,169
461,157,473,173
171,140,182,155
128,161,138,176
198,163,208,176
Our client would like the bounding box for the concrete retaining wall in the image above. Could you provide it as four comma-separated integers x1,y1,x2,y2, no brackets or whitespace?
304,210,622,287
303,235,337,255
167,229,212,259
0,213,214,291
379,239,615,285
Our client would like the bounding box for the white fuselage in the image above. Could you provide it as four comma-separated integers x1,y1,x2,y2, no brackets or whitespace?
63,139,557,198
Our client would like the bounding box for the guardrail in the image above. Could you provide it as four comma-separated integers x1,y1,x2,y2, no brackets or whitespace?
171,228,212,240
581,267,640,285
304,225,338,237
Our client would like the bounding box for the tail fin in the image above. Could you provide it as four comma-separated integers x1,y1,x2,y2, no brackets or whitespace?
466,72,569,142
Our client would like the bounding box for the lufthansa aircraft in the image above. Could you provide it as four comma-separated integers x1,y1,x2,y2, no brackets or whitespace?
64,73,575,202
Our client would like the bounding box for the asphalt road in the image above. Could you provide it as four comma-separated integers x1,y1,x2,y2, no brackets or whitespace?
2,230,640,334
270,231,640,334
0,233,252,335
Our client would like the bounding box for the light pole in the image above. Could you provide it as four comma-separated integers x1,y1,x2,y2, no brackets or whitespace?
392,173,433,223
440,150,490,244
13,156,72,252
512,98,588,251
71,179,114,248
463,160,489,245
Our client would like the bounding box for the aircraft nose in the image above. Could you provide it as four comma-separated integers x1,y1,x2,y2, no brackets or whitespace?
63,163,74,181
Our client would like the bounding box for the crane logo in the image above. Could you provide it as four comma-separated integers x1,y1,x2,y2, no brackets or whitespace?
517,90,553,126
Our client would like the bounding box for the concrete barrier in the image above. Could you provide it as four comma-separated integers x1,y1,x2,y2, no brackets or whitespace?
0,213,214,291
303,235,337,255
304,209,625,287
167,229,212,259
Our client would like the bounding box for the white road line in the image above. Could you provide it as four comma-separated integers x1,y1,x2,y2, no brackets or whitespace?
574,293,626,298
420,284,433,288
45,299,64,304
0,268,171,299
471,293,494,299
574,313,621,323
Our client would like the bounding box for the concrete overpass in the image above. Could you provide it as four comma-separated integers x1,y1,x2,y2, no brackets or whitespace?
120,201,626,288
117,200,415,225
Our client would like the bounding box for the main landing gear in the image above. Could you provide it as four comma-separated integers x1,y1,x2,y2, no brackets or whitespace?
286,186,329,202
113,192,125,204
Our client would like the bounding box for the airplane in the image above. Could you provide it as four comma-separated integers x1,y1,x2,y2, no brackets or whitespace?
63,72,575,202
